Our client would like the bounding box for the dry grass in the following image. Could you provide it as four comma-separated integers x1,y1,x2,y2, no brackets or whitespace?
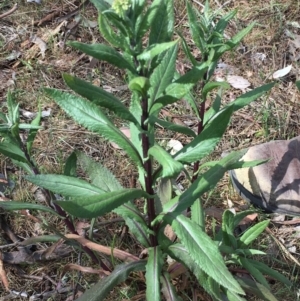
1,0,300,300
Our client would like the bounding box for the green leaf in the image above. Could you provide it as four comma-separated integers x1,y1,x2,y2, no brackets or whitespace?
149,44,178,104
149,0,174,44
222,210,237,248
128,77,150,97
98,13,129,50
225,290,247,301
146,247,163,301
230,22,256,47
0,141,28,163
238,220,269,247
237,276,279,301
76,151,123,191
63,74,139,125
156,178,172,212
164,63,209,99
186,1,206,54
68,42,136,73
214,10,237,35
0,201,62,217
135,0,160,40
114,202,151,247
75,261,146,301
232,210,258,230
226,83,275,112
64,152,77,177
160,272,183,301
90,0,110,12
26,174,104,198
155,150,246,220
57,189,149,218
45,89,143,169
296,80,300,91
174,106,234,164
169,215,244,295
167,244,223,300
137,40,178,61
202,81,230,100
191,199,205,230
238,257,270,289
203,93,221,124
229,159,268,170
148,116,196,137
246,259,292,286
214,22,256,60
149,144,183,178
177,31,198,66
167,214,244,294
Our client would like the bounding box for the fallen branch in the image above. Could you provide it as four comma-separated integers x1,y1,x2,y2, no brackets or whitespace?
0,4,18,19
65,234,140,262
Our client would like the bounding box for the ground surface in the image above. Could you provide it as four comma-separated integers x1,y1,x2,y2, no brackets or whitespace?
1,0,300,300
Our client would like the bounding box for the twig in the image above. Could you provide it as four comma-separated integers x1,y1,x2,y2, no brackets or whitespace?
0,4,18,19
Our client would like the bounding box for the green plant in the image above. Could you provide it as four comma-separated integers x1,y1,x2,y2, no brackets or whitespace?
0,0,293,300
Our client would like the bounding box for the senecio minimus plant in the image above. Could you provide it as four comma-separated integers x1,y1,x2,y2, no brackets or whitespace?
0,0,293,300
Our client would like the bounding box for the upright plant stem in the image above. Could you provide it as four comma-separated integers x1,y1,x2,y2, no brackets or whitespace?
141,96,157,246
191,98,206,230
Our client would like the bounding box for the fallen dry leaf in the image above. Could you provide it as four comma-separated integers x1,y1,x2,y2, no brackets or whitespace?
30,35,47,58
226,75,251,90
272,65,292,79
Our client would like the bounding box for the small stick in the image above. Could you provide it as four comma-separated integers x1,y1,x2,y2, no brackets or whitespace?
0,4,18,19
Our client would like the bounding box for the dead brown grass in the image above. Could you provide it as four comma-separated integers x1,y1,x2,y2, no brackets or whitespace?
1,0,300,300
